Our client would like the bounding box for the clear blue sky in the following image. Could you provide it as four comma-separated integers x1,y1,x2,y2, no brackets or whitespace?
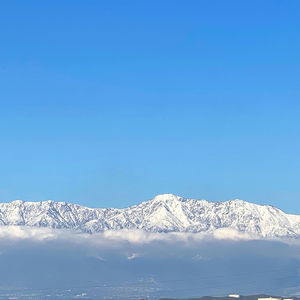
0,1,300,212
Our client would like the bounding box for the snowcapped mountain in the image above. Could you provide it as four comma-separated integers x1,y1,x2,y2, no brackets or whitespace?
0,193,300,238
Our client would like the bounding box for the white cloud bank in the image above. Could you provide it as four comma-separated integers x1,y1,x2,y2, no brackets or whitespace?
0,225,261,245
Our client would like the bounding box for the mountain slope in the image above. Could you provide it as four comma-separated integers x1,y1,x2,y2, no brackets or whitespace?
0,194,300,238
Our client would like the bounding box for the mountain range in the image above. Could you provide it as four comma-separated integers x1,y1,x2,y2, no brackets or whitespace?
0,193,300,238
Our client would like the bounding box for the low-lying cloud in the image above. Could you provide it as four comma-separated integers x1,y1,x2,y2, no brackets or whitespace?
0,225,260,245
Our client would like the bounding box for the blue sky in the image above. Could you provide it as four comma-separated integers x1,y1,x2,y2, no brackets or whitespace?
0,1,300,212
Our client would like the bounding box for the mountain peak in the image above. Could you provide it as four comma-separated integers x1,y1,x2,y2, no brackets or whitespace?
151,193,183,202
10,200,24,205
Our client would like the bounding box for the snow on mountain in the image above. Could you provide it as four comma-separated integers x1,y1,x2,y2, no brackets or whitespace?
0,193,300,238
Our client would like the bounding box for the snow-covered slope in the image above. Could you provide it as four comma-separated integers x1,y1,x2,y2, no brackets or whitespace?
0,194,300,238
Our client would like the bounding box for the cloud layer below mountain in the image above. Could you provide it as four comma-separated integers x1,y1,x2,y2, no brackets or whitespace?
0,225,262,244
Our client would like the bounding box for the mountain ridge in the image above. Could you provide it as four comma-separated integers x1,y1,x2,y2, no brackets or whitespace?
0,193,299,239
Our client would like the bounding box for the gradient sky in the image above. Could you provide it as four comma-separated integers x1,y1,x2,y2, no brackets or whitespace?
0,1,300,212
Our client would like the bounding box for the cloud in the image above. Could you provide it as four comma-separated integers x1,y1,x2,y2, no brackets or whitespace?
127,253,140,260
0,226,261,249
0,225,58,241
0,225,293,246
213,227,256,240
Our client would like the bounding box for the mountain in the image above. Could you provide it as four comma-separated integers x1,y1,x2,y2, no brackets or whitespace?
0,193,300,238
